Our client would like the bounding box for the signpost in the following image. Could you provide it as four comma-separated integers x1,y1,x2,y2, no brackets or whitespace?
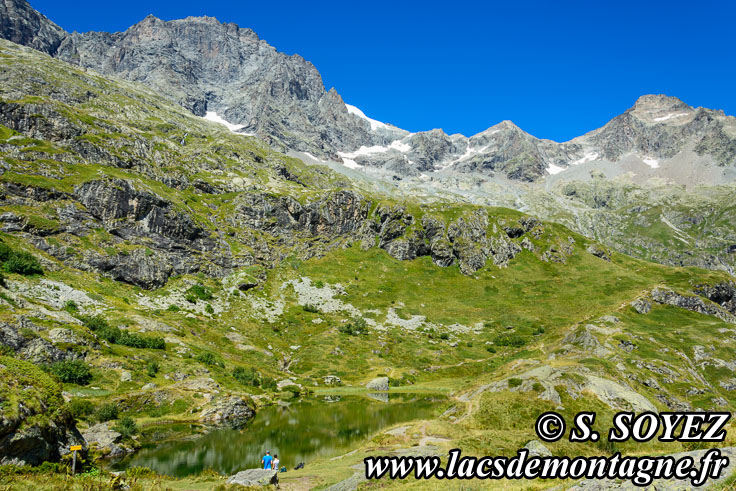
70,445,82,475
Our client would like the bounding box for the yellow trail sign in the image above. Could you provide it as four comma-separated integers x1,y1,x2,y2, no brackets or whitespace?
70,445,82,451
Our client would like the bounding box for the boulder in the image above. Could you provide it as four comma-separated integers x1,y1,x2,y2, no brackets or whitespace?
227,469,279,487
82,423,123,457
366,376,389,391
523,440,552,457
120,370,132,382
630,298,652,314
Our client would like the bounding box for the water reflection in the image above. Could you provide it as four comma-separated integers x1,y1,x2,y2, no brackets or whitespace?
115,392,444,477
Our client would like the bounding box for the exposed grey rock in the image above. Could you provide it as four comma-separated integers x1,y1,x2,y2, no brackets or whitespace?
562,326,600,350
523,440,552,457
227,469,279,487
694,281,736,315
199,396,255,427
630,298,652,314
82,423,124,457
586,244,610,261
652,287,736,323
366,376,389,391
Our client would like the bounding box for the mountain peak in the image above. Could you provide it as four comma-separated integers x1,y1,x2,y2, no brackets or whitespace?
630,94,693,124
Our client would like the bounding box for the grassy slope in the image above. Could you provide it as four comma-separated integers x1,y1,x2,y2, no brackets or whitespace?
1,39,736,489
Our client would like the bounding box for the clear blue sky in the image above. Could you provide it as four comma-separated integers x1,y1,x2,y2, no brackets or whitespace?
30,0,736,142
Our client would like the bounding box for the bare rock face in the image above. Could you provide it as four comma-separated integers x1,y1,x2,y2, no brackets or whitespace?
651,287,736,324
0,0,65,55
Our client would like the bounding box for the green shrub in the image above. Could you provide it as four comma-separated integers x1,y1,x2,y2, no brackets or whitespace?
47,360,92,385
338,317,367,336
261,376,277,390
64,300,78,313
146,361,159,378
533,326,546,336
186,284,213,302
508,377,523,388
303,303,319,313
205,304,214,314
81,316,164,349
67,398,95,420
3,251,43,275
493,333,528,348
113,416,138,438
196,352,222,367
439,332,450,340
167,304,180,312
233,366,260,386
95,403,119,422
314,280,324,288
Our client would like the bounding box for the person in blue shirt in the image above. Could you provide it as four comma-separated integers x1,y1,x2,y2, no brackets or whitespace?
262,451,273,470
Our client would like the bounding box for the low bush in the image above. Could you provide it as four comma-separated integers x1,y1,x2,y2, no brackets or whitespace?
113,416,138,438
493,333,528,348
196,351,223,367
185,284,213,302
47,360,92,385
233,366,260,386
95,403,119,422
67,398,95,420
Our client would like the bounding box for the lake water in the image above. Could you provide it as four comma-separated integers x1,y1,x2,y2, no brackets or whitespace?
115,392,446,477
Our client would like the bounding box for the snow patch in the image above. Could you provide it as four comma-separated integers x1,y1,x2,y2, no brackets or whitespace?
642,157,660,169
547,163,565,175
389,140,411,152
345,103,388,131
569,152,600,166
653,112,689,122
341,158,361,169
203,111,254,135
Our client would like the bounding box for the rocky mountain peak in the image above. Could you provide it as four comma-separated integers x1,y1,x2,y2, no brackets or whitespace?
630,94,693,124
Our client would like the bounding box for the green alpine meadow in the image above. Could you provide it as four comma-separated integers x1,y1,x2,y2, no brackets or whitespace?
1,0,736,488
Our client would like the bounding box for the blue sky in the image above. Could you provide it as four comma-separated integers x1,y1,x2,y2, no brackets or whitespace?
31,0,735,141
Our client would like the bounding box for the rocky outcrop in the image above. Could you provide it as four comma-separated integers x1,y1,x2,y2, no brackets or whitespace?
630,298,652,314
0,357,86,466
366,376,389,391
82,423,126,458
694,282,736,315
227,469,279,487
0,322,81,363
199,396,255,427
652,287,736,323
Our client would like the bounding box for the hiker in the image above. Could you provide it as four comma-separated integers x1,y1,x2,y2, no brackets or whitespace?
272,454,280,470
262,451,273,470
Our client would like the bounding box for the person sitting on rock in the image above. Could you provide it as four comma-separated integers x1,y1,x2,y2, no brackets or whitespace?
262,451,273,470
